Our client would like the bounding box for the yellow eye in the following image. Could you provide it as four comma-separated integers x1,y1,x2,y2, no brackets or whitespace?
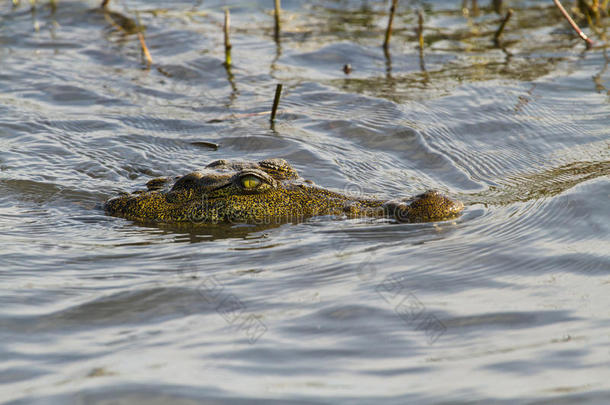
241,175,262,189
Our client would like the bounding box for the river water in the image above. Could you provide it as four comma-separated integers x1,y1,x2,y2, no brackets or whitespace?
1,0,609,403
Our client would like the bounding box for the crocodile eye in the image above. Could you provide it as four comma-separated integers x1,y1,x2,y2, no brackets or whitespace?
240,175,262,189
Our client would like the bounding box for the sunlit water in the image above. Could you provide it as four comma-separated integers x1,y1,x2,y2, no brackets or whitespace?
1,0,609,403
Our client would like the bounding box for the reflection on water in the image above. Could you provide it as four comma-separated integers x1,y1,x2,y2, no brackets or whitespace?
1,0,609,404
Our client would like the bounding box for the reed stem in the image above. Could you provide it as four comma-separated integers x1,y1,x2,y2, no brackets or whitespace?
383,0,399,49
274,0,281,41
224,8,232,66
494,8,513,44
417,10,424,51
270,83,282,122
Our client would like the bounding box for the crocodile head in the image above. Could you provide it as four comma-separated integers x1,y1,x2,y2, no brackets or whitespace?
104,158,463,225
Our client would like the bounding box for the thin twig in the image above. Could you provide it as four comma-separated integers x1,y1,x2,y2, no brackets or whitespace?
137,32,152,66
383,0,399,49
270,83,283,122
494,8,513,44
553,0,594,49
224,8,232,66
190,141,219,150
135,11,152,66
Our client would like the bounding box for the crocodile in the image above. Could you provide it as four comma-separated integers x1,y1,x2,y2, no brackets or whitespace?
104,158,464,225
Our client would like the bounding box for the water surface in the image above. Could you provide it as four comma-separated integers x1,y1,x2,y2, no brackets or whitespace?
1,0,609,403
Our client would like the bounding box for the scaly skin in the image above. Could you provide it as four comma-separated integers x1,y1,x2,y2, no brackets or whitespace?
104,158,464,225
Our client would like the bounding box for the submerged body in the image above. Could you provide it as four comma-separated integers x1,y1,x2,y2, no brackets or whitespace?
104,158,464,225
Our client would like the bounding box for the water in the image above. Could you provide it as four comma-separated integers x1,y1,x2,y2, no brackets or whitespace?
1,0,609,403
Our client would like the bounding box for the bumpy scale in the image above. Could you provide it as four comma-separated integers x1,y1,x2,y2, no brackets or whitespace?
104,158,464,225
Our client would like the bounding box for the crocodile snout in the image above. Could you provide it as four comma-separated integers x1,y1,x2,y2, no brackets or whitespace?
384,190,464,223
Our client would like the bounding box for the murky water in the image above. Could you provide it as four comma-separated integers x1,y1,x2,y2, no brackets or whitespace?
1,0,609,403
